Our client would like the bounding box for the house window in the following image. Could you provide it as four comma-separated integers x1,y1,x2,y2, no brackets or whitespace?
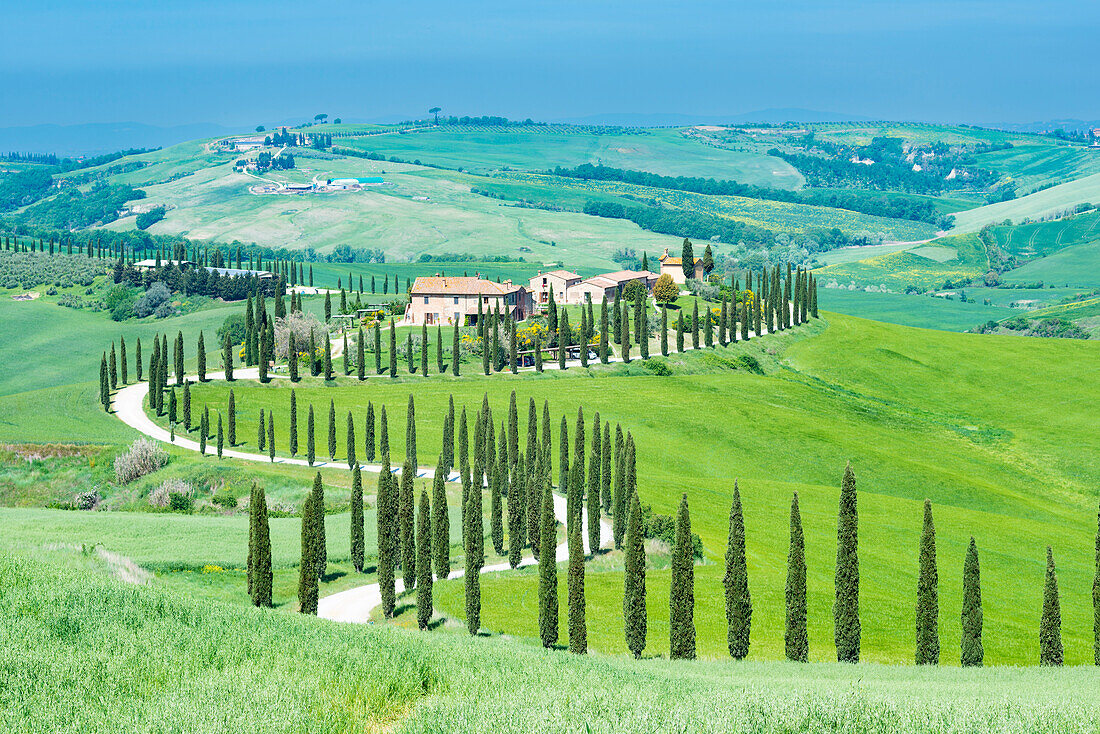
424,296,429,304
453,297,459,305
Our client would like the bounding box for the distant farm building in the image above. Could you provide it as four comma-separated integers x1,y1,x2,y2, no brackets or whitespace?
658,248,704,285
528,269,657,308
405,275,532,326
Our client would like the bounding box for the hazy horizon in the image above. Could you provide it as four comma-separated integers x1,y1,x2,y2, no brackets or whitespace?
2,0,1098,132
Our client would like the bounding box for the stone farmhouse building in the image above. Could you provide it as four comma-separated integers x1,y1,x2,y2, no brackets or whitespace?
528,269,658,309
404,275,532,326
657,248,705,284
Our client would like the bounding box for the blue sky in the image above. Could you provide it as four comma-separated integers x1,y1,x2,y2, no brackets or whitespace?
2,0,1098,127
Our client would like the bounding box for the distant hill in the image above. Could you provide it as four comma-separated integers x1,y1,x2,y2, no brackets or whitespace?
985,118,1100,134
0,121,241,157
555,108,871,127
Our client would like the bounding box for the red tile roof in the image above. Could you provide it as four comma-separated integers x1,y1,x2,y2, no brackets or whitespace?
410,276,522,296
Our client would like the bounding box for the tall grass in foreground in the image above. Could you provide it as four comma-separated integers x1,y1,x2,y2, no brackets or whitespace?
4,550,1100,733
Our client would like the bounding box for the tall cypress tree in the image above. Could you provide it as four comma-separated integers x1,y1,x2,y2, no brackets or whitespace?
491,462,505,558
251,485,273,607
676,308,685,352
567,519,587,654
400,458,416,590
669,493,696,660
324,335,333,380
834,462,861,663
389,319,397,377
416,488,433,630
1039,545,1064,666
365,402,375,462
267,413,275,462
306,404,315,466
119,336,128,384
346,411,356,469
313,472,326,578
199,406,209,455
599,296,609,364
623,493,647,659
357,328,366,380
612,426,626,548
297,489,318,615
135,337,143,383
432,454,450,578
558,308,569,370
601,422,612,515
197,331,206,382
464,454,483,635
785,492,808,662
216,413,224,458
109,342,117,390
724,483,752,659
538,478,558,648
289,390,298,456
915,499,940,665
226,390,236,446
586,412,602,554
451,322,461,376
182,381,191,431
222,332,234,381
350,463,364,572
437,324,444,374
288,331,299,382
961,536,983,667
377,454,396,617
660,306,668,356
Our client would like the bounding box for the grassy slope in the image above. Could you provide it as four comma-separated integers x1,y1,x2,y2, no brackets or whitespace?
337,125,805,187
6,551,1099,734
175,315,1100,664
951,173,1100,232
816,288,1014,331
814,232,988,291
1003,240,1100,288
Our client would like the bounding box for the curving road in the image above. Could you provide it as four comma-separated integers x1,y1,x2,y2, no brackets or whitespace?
111,369,613,623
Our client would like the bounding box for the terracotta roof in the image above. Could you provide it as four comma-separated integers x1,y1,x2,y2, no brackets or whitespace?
658,256,700,266
540,269,581,280
410,276,522,296
598,269,656,283
580,275,618,289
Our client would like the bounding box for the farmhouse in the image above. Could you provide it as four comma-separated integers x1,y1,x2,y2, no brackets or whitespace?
657,248,704,284
528,268,657,308
404,275,532,326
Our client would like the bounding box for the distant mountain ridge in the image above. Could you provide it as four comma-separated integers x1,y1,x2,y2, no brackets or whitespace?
0,122,242,157
554,108,872,127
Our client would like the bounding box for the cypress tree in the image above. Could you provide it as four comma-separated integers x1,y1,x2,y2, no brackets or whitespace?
182,381,191,431
198,407,210,454
599,296,609,363
559,415,569,492
400,458,416,590
109,342,118,390
197,332,206,382
1039,545,1064,666
704,307,713,347
309,330,318,377
216,413,224,458
491,462,505,557
915,499,940,665
407,333,415,374
508,456,526,568
432,454,450,578
620,301,630,364
389,319,397,377
961,536,983,667
538,478,558,648
669,493,696,660
365,402,375,462
464,453,483,635
420,323,429,375
351,463,364,572
223,332,234,381
375,321,383,374
785,492,808,662
357,328,366,380
578,309,588,367
558,308,569,370
378,456,396,617
416,489,433,630
437,324,444,374
267,412,275,462
443,396,455,473
567,519,587,654
660,306,668,356
834,462,861,663
691,299,700,349
99,355,109,412
534,334,543,372
324,291,331,322
346,411,356,469
724,483,752,659
135,337,143,382
306,404,315,466
623,493,647,658
324,335,333,380
251,485,273,607
719,299,728,346
601,422,612,514
168,388,177,425
676,308,685,352
510,320,518,373
1096,503,1100,666
313,473,327,578
639,298,649,360
569,408,584,533
175,331,184,385
289,331,299,382
297,487,318,614
452,323,461,376
612,426,626,548
343,332,350,376
119,336,128,384
579,413,597,546
289,390,298,456
216,388,231,446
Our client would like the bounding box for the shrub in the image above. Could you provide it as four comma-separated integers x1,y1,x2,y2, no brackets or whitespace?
135,206,167,230
653,273,679,303
169,492,194,513
114,438,169,484
74,489,101,511
211,487,238,509
133,282,171,318
274,311,328,361
642,358,672,376
737,354,764,374
148,478,194,508
218,313,247,346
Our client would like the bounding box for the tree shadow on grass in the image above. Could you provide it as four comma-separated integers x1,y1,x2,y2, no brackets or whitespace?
320,570,346,583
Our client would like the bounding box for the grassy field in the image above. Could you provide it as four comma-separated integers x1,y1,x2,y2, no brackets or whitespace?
8,551,1100,734
816,288,1014,331
815,232,988,291
164,313,1100,665
335,125,805,187
951,173,1100,232
1002,240,1100,288
982,210,1100,260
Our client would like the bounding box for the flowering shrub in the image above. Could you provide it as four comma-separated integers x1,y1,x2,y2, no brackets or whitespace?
148,478,194,508
114,438,169,484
